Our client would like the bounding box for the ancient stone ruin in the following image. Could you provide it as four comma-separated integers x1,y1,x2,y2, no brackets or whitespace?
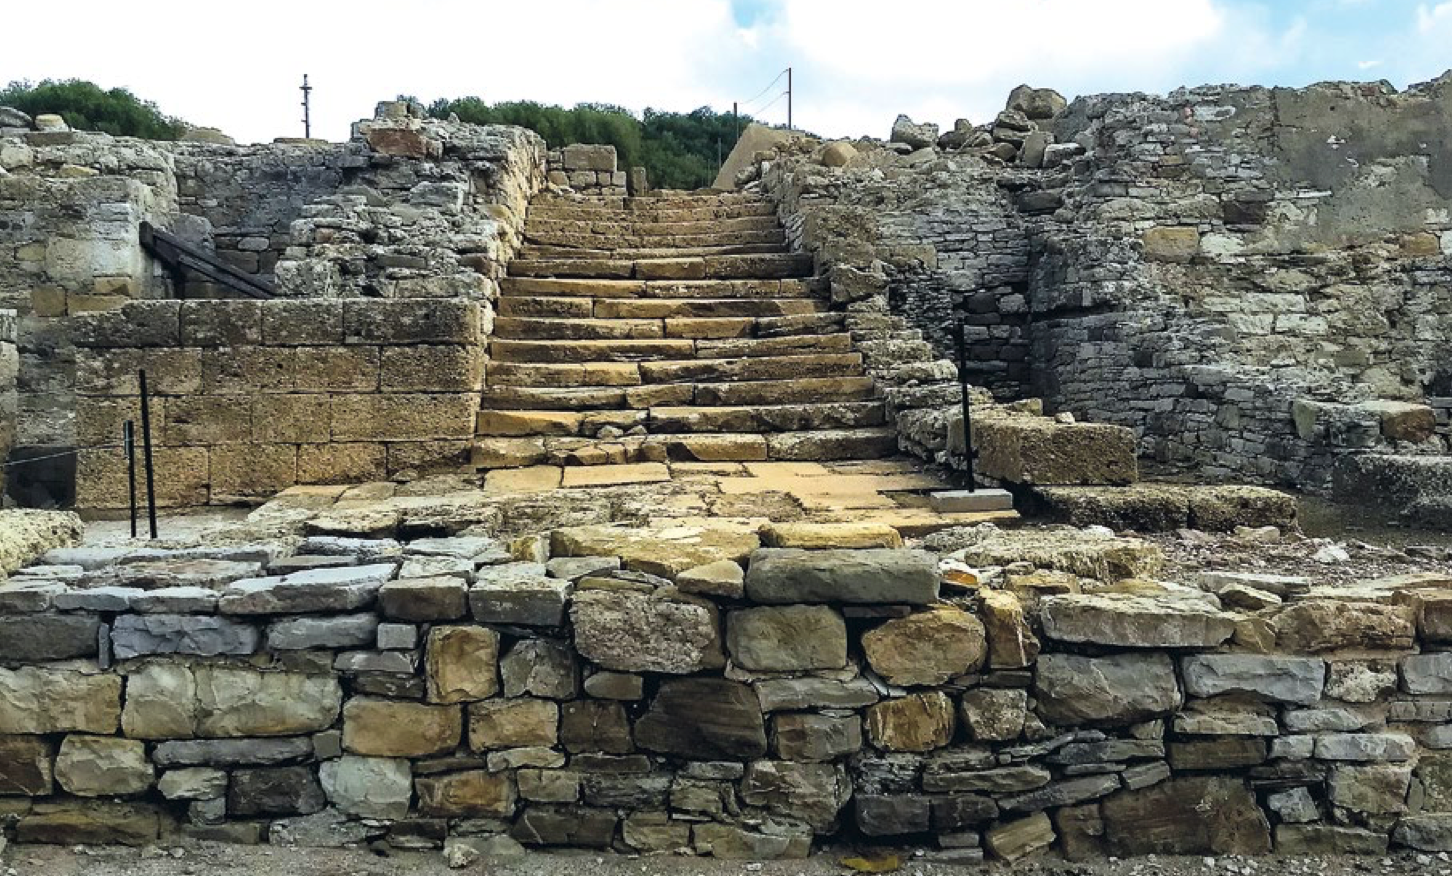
0,78,1449,863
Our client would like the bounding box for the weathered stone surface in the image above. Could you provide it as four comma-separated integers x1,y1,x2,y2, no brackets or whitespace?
761,522,903,550
112,613,259,659
470,566,572,626
1277,824,1389,854
890,115,939,149
561,700,633,754
1328,763,1410,814
1393,815,1452,851
318,756,412,819
194,667,342,738
773,713,862,762
417,770,517,817
755,677,880,711
16,801,161,845
635,678,767,759
379,576,468,621
0,735,54,796
924,761,1049,794
1273,600,1415,651
960,687,1028,741
157,767,227,800
501,639,578,699
740,761,852,832
152,737,313,767
266,614,377,650
468,698,559,750
0,614,99,660
928,524,1161,581
425,624,500,703
865,692,956,752
744,548,939,604
691,822,810,859
1041,593,1235,648
1000,773,1122,813
228,766,326,816
980,589,1039,669
54,735,153,797
0,510,83,576
1181,654,1326,705
1102,776,1271,855
1402,652,1452,694
861,607,987,686
675,559,745,598
1316,732,1414,762
0,667,121,734
342,698,461,757
985,812,1056,861
583,671,644,701
552,522,760,578
1034,653,1181,727
571,589,722,674
512,805,617,848
727,605,847,671
219,564,395,614
1168,738,1268,769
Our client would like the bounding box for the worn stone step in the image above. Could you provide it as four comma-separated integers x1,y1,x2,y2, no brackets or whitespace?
508,253,814,281
528,215,782,236
500,278,817,300
592,299,822,319
648,402,886,433
524,230,788,251
638,353,865,384
695,334,854,358
481,384,695,411
529,199,777,218
693,377,878,407
488,361,643,387
493,314,834,342
493,317,666,341
490,338,696,363
489,428,895,467
756,313,846,337
518,243,787,260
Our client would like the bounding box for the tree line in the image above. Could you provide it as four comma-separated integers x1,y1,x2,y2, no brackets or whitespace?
1,79,758,189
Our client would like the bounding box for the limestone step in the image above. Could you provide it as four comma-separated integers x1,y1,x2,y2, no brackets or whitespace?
527,215,782,236
489,336,854,364
475,401,887,438
479,376,878,411
590,298,822,319
524,230,788,251
508,253,813,281
518,243,787,260
471,427,897,469
500,278,818,300
487,353,865,386
493,314,831,341
529,201,777,223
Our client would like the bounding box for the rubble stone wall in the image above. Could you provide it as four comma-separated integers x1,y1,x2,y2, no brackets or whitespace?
0,309,16,500
68,297,486,510
545,144,628,196
2,542,1451,859
750,76,1452,489
0,102,547,507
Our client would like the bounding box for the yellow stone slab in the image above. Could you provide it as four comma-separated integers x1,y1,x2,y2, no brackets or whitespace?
560,463,671,488
743,462,832,478
484,466,563,494
812,508,1020,538
761,522,904,549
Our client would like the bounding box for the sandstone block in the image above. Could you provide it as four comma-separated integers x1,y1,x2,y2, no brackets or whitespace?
1273,600,1415,652
1181,654,1326,704
960,687,1028,741
980,589,1040,668
1141,226,1200,262
969,417,1137,486
470,568,571,626
417,769,518,819
1102,776,1271,855
862,607,987,686
866,692,955,752
727,605,847,671
0,668,121,734
16,801,160,845
675,559,745,598
1329,763,1411,814
0,735,55,796
740,761,852,832
986,812,1056,862
501,639,579,699
380,576,468,621
760,522,903,550
772,713,862,762
467,698,558,750
55,736,152,797
342,697,461,757
424,625,500,703
1040,592,1235,647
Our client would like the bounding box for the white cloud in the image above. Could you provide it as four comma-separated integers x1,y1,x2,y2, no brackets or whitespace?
1,0,1447,146
1358,59,1384,69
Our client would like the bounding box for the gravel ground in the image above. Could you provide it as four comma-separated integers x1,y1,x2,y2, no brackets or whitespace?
3,844,1450,876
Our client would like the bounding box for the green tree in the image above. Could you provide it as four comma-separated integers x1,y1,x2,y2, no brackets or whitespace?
426,97,755,190
0,79,187,140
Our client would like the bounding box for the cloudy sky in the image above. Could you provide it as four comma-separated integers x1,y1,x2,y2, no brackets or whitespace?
4,0,1451,145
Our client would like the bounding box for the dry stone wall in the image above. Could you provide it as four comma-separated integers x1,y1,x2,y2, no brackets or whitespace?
745,75,1452,494
2,533,1452,859
0,309,16,500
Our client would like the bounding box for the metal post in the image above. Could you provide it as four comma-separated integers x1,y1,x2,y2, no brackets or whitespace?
955,318,978,492
124,420,137,538
300,74,313,139
138,370,158,539
787,67,793,130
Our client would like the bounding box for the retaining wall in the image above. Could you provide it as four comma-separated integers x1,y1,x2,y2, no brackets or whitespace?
2,540,1451,859
69,298,485,509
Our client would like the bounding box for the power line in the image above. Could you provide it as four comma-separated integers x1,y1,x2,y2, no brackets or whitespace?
1,444,122,469
741,68,789,108
751,91,790,119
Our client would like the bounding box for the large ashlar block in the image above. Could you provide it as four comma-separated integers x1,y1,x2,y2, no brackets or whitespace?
561,144,617,173
297,442,388,484
380,345,485,392
210,444,298,498
342,299,480,345
252,395,332,444
75,348,202,396
293,347,381,392
330,393,479,441
954,414,1138,486
76,446,209,509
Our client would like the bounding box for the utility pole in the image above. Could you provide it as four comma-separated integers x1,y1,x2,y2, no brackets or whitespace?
787,67,793,131
733,101,739,142
300,74,313,139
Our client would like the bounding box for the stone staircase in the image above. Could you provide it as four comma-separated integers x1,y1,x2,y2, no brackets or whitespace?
473,192,900,469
